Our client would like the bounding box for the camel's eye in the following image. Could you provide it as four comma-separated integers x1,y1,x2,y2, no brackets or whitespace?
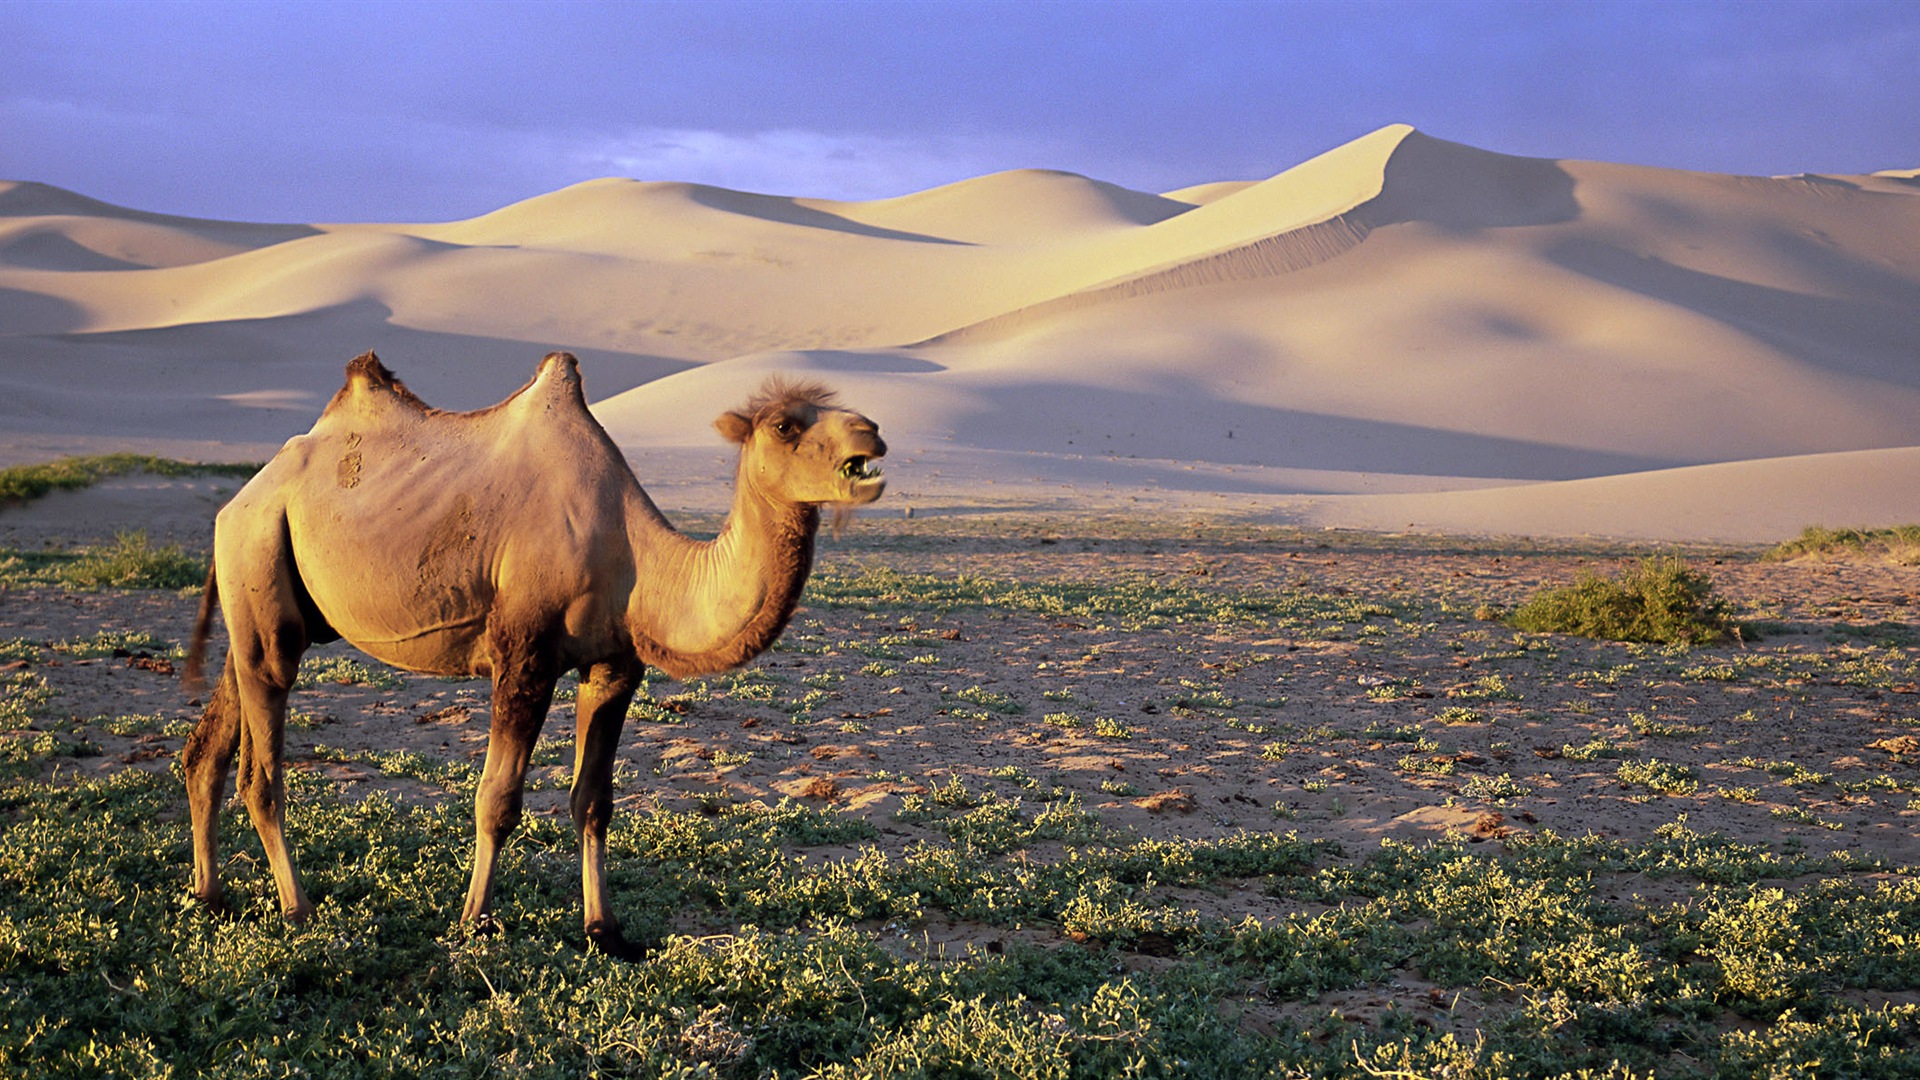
770,410,809,441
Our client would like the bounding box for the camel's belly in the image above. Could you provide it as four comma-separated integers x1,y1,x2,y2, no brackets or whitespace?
294,540,493,674
344,625,490,679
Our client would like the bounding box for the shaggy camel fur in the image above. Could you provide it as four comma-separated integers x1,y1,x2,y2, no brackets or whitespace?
184,351,885,957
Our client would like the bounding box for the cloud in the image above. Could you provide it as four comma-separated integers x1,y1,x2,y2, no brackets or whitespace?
568,127,1054,201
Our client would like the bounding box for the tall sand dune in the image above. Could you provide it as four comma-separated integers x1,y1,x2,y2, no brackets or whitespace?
5,126,1919,540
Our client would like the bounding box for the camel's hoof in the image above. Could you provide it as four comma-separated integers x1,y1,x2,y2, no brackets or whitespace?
585,922,653,962
189,890,233,920
464,914,504,940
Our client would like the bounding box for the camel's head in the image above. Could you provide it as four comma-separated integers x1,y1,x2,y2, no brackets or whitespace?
716,377,887,507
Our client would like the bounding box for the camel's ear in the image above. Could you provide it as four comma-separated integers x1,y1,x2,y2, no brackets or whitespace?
714,410,754,444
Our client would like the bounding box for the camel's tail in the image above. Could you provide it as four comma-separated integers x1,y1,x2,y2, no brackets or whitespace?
183,560,219,694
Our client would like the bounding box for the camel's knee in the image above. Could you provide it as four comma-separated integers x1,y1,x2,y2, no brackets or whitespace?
181,721,230,781
569,785,614,837
476,786,525,843
235,751,288,817
238,775,276,818
582,661,640,701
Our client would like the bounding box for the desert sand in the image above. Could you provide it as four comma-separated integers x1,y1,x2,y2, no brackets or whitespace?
4,123,1920,541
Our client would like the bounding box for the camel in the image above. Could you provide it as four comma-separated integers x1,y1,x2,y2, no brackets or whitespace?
183,350,885,957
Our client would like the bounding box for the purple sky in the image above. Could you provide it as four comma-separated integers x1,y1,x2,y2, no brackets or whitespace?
2,0,1915,224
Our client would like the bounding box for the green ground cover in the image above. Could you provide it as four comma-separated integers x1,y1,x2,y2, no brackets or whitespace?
0,517,1916,1076
1,769,1915,1078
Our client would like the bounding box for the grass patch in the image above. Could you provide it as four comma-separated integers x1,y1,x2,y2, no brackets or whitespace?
0,532,206,591
0,672,55,732
49,630,175,659
0,454,256,505
1616,758,1701,796
807,565,1394,637
1506,555,1740,646
1767,524,1920,565
62,532,206,590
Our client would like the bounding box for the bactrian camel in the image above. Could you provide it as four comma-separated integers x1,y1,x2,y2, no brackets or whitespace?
184,350,885,957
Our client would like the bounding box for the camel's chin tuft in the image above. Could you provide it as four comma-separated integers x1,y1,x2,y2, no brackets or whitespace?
841,474,885,504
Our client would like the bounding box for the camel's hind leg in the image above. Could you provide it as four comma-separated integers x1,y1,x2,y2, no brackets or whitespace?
182,653,243,912
460,635,559,929
213,512,319,923
229,625,315,922
572,658,641,957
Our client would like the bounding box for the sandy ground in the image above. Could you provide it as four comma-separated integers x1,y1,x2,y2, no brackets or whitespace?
6,484,1917,920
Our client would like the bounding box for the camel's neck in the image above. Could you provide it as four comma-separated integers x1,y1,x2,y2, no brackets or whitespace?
623,464,819,679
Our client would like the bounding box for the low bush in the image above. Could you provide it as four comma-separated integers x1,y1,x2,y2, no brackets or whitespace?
1506,555,1738,646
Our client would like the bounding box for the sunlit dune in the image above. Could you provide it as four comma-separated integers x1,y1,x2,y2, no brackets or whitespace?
3,125,1919,541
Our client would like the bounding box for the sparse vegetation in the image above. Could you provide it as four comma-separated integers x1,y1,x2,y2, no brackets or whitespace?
0,531,209,591
1767,524,1920,564
3,520,1917,1076
295,654,405,690
0,453,256,505
1617,757,1701,796
1,769,1913,1077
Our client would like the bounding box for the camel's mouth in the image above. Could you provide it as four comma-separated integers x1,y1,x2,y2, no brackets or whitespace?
838,455,886,502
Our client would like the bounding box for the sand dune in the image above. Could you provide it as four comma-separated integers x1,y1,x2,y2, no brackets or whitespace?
5,126,1919,541
1295,447,1920,543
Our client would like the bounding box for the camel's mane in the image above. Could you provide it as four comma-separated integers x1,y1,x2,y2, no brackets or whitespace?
737,376,840,429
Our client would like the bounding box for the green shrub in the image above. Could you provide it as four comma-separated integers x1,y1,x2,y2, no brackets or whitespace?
49,630,174,659
1460,773,1532,802
1506,555,1738,646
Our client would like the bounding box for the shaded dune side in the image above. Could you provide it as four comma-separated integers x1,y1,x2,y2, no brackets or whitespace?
921,212,1373,346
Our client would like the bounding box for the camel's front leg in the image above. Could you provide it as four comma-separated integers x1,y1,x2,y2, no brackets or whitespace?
461,647,558,929
572,658,641,957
